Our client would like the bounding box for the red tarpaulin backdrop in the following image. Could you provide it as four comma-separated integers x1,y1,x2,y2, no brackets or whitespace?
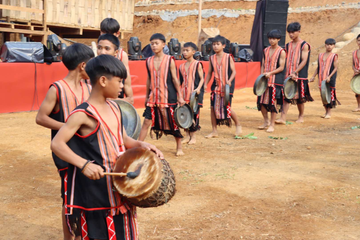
0,61,260,113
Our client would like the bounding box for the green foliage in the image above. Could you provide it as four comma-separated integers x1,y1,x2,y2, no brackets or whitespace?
268,136,288,140
235,132,258,140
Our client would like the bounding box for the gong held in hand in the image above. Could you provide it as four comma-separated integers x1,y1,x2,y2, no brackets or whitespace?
107,147,176,208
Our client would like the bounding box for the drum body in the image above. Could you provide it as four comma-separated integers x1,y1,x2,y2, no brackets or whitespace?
112,147,176,208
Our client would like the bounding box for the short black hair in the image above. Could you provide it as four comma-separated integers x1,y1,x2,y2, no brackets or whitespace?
267,29,282,39
183,42,198,51
357,34,360,40
150,33,166,43
325,38,336,45
287,22,301,32
85,55,127,86
100,18,120,34
212,35,226,45
62,43,94,71
97,33,120,50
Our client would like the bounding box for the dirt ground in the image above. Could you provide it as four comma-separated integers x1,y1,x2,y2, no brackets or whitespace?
1,80,360,239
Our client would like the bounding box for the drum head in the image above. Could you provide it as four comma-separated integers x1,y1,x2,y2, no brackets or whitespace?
112,147,163,200
284,77,298,99
224,84,230,107
350,75,360,95
113,100,141,140
253,74,268,96
321,80,331,105
174,104,193,129
189,91,199,113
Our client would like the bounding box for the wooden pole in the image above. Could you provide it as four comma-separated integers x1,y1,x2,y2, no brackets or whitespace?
197,0,202,48
42,0,47,45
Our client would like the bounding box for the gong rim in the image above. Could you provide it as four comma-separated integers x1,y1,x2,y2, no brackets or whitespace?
350,74,360,95
321,80,331,105
253,74,268,96
224,84,230,107
113,99,141,140
284,77,298,99
112,147,163,200
174,104,193,129
189,91,199,113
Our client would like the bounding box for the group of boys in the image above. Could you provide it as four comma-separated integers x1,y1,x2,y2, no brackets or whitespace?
36,16,241,239
257,22,348,133
35,16,360,239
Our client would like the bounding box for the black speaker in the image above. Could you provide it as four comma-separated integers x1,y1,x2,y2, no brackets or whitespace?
127,37,144,60
263,0,289,48
168,38,182,60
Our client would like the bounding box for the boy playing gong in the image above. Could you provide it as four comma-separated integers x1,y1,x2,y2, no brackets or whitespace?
204,35,242,138
258,30,286,133
179,42,205,144
138,33,186,156
310,38,340,119
276,22,313,124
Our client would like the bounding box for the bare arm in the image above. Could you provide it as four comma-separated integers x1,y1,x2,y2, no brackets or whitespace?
204,61,213,88
121,52,134,104
35,86,64,130
194,64,205,94
352,54,360,75
51,111,104,180
170,59,185,105
227,57,236,85
122,125,164,159
326,55,338,83
310,66,318,82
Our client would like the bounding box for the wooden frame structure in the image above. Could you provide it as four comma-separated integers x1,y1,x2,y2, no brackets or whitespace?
0,0,135,44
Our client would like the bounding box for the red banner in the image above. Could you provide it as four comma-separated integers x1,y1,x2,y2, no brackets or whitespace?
0,61,260,113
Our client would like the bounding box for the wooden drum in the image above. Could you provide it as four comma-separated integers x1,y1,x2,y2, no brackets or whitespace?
112,147,176,208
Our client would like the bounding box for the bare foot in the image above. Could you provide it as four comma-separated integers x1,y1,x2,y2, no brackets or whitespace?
205,132,218,138
275,119,286,125
235,125,242,136
266,125,274,133
258,122,270,130
352,108,360,112
188,138,196,145
175,149,184,156
181,137,190,144
324,115,331,119
320,115,325,118
296,117,304,123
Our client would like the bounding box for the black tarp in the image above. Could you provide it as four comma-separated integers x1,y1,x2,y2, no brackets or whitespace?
0,42,44,63
250,0,266,62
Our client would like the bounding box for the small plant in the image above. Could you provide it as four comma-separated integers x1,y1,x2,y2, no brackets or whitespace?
351,125,360,130
286,121,293,125
245,106,257,110
268,136,288,140
235,132,257,140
